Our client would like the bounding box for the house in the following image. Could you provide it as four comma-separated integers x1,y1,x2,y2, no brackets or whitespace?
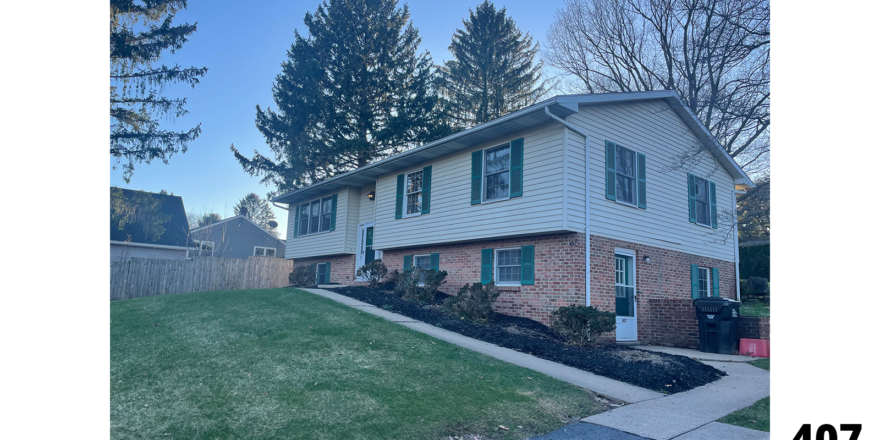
110,188,192,261
188,214,286,259
271,91,754,348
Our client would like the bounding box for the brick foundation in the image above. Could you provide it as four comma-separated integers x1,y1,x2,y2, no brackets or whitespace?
293,255,357,284
738,316,770,340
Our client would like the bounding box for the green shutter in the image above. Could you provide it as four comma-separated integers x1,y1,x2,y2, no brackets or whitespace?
421,166,432,214
293,203,300,238
709,181,717,229
637,153,647,209
403,255,412,273
325,261,332,283
471,151,483,205
712,267,720,297
521,245,535,285
329,194,338,231
480,249,493,284
687,174,697,223
690,264,699,300
395,174,404,219
510,137,524,198
430,253,439,271
605,140,616,200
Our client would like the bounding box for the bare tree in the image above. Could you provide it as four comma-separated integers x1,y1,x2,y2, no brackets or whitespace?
546,0,769,175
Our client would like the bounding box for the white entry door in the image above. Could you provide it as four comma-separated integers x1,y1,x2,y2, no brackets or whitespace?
615,254,638,341
355,223,377,281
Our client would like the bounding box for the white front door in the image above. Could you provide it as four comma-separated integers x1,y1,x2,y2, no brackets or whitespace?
615,254,638,341
355,223,376,281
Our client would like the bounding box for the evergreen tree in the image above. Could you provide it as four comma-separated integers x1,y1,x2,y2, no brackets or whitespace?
234,193,279,236
111,187,171,242
110,0,208,182
438,1,548,127
196,213,222,228
231,0,452,196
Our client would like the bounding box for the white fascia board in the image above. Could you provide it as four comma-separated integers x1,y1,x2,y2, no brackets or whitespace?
110,241,193,250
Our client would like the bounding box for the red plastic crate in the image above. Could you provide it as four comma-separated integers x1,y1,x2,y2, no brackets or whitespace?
740,338,770,358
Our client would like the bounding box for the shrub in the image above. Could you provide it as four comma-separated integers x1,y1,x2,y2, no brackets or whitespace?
445,282,500,321
289,265,316,287
356,259,388,288
549,305,616,346
395,268,448,303
383,269,401,290
739,243,770,280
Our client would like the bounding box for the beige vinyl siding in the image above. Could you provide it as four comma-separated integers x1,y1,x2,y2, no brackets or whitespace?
357,184,376,225
564,127,588,231
373,123,571,250
344,188,360,253
285,187,353,259
567,100,737,262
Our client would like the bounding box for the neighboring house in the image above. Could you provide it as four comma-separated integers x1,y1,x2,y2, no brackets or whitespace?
189,215,286,259
271,91,755,348
110,189,192,261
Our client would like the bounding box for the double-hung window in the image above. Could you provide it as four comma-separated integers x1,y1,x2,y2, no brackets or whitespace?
484,144,511,202
697,266,711,298
693,176,711,226
405,170,423,216
254,246,276,257
298,196,334,236
495,248,522,285
615,145,637,205
200,241,214,255
413,254,431,284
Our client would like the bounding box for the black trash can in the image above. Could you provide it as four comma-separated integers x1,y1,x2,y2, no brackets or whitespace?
693,297,740,354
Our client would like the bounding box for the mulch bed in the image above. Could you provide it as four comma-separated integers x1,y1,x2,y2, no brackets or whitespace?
326,285,725,394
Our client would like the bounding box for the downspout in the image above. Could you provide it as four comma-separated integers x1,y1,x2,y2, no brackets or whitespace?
733,189,747,302
544,107,591,306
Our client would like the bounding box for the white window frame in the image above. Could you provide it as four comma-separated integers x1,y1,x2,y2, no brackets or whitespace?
413,254,432,286
253,246,276,257
614,144,639,208
692,176,712,227
403,170,423,218
494,247,522,286
482,143,512,204
697,266,712,298
298,195,334,237
198,240,214,256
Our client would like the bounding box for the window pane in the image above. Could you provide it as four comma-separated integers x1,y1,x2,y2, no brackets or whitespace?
694,177,709,202
616,175,635,204
485,172,510,200
616,146,635,177
407,171,423,194
406,193,422,215
498,266,521,282
266,248,275,257
299,205,310,236
414,256,431,269
309,200,320,234
497,249,521,266
496,249,522,283
485,146,510,174
254,247,265,256
696,200,710,225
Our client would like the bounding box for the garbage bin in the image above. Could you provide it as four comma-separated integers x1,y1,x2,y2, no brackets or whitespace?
693,297,740,354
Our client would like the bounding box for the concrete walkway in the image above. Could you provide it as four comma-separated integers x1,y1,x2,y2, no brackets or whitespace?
635,345,757,363
301,288,662,403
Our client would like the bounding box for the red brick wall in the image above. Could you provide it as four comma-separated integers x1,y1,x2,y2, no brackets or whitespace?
589,235,737,347
381,232,587,324
739,316,770,340
293,255,357,284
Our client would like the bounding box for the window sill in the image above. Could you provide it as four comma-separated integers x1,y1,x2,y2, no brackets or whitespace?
402,212,422,219
495,284,521,291
693,222,715,230
614,199,641,209
296,230,334,238
479,196,511,205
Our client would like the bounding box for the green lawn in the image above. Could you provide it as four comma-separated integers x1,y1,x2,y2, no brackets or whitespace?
739,301,770,317
111,288,608,439
718,397,770,432
748,358,770,370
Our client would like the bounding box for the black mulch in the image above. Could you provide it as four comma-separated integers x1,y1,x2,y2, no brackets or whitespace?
326,285,725,394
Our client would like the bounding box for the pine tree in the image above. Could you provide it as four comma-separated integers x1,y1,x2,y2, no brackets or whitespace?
196,213,222,228
234,193,278,236
231,0,452,196
438,1,548,126
110,0,208,183
111,187,171,242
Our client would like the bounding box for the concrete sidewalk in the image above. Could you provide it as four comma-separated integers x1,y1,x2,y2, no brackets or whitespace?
634,345,757,363
301,288,662,403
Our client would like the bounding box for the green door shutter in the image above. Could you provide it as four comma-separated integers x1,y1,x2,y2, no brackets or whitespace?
395,174,404,219
711,268,720,297
421,166,432,214
480,249,493,284
687,173,697,223
293,203,300,238
521,245,535,285
329,194,338,231
430,253,440,271
637,153,647,209
325,261,332,284
690,264,699,300
471,151,483,205
510,137,524,198
605,140,617,200
403,255,412,273
709,181,717,229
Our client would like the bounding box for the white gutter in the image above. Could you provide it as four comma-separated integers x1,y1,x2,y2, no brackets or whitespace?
272,201,289,211
733,189,747,302
110,240,193,251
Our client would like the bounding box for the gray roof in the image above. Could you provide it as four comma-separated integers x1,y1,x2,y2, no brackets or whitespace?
273,91,753,205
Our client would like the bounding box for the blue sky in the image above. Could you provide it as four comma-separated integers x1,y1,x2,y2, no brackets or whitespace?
110,0,566,239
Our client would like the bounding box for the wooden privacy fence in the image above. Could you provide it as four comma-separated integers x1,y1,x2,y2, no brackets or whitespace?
110,256,295,301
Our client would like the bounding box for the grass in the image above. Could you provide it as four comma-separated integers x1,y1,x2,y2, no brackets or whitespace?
717,397,770,432
748,358,770,370
111,288,607,440
739,301,770,317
